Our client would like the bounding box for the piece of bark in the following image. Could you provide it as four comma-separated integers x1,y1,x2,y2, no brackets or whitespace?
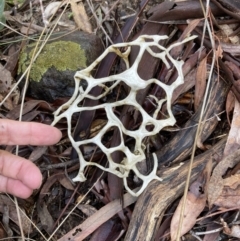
149,0,225,22
211,0,240,20
124,137,227,241
156,72,230,166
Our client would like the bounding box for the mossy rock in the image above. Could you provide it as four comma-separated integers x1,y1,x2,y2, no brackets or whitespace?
18,32,102,102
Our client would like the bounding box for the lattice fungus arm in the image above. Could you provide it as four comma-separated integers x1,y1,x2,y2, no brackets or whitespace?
52,35,196,196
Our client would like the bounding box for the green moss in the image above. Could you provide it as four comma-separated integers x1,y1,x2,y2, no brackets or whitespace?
18,41,87,82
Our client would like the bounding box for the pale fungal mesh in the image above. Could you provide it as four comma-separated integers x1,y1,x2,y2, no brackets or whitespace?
52,35,196,196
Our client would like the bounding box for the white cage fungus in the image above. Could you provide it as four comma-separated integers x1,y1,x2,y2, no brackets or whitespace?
52,35,196,196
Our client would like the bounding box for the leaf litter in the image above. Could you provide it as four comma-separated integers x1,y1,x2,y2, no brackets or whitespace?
1,0,240,240
170,159,212,240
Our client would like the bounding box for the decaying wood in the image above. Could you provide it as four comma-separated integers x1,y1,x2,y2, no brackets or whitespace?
156,73,230,166
148,0,225,22
124,63,231,241
219,59,240,103
211,0,240,20
124,137,227,241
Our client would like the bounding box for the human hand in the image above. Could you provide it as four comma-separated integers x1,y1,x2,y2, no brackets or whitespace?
0,119,62,198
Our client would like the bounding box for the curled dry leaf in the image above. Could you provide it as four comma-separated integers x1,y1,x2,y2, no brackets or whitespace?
43,1,62,25
2,205,13,237
20,25,37,35
180,18,202,41
221,218,240,238
224,225,240,238
0,85,20,111
0,63,20,110
77,204,97,217
215,44,223,59
170,160,212,240
226,90,235,125
0,63,12,93
224,99,240,156
37,173,73,233
218,24,240,44
70,0,92,33
37,201,54,233
171,47,207,105
225,61,240,79
29,146,48,162
6,99,53,120
194,55,207,112
0,195,32,234
208,149,240,208
0,222,8,239
58,176,75,190
213,173,240,208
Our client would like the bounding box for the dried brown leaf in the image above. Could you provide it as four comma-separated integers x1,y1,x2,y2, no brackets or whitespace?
170,160,211,240
5,44,19,74
20,26,37,35
29,146,48,162
172,68,196,103
58,176,75,190
60,147,72,156
195,55,207,111
226,90,235,125
40,173,64,198
224,99,240,156
171,193,206,240
3,99,13,111
37,201,54,233
6,100,53,119
3,206,14,237
223,223,240,238
44,1,62,21
0,63,12,93
169,20,199,58
208,149,240,207
21,110,41,122
180,19,202,41
0,195,32,233
70,1,92,33
58,190,137,241
0,223,7,239
221,216,240,238
225,61,240,79
77,204,97,217
216,44,223,59
213,174,240,208
224,173,240,188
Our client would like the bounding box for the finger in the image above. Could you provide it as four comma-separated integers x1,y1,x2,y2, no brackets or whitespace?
0,119,62,145
0,150,42,190
0,176,33,199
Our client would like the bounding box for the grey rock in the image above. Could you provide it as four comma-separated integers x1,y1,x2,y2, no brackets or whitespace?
18,31,102,102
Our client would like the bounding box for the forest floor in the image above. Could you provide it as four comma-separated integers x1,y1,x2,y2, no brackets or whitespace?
1,0,240,240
